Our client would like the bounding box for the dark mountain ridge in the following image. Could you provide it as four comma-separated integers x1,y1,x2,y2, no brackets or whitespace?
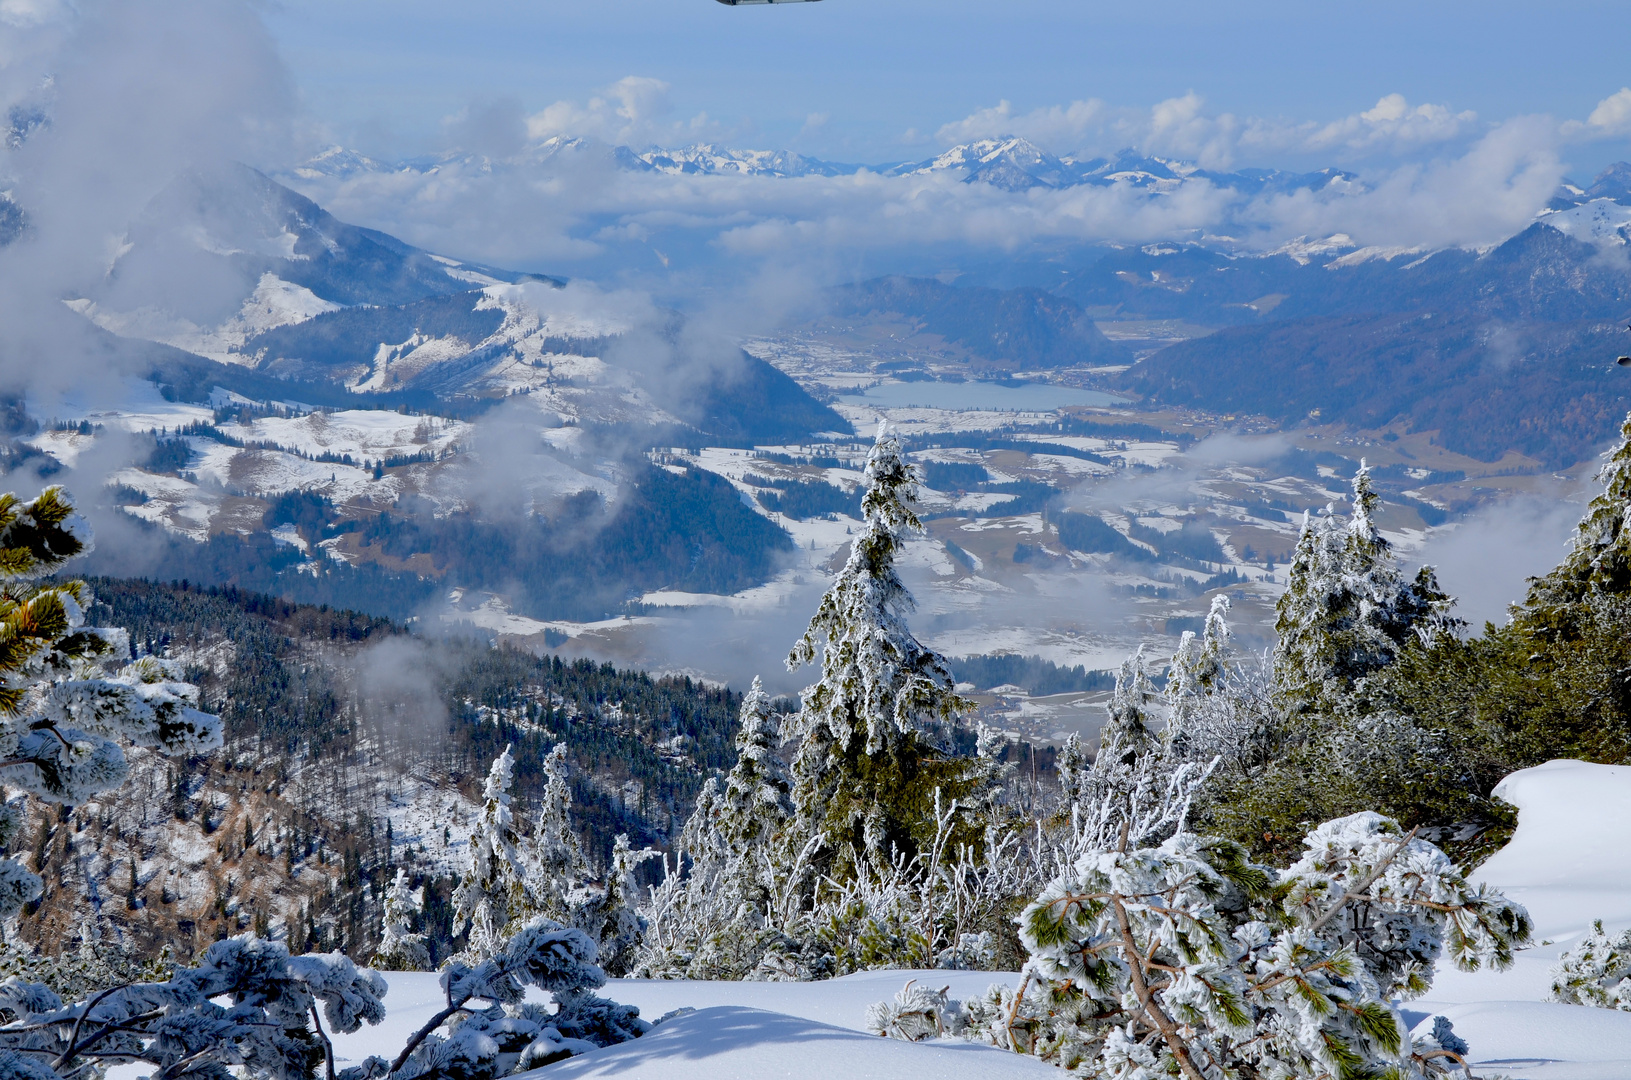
828,275,1131,370
1062,221,1631,327
1121,309,1631,466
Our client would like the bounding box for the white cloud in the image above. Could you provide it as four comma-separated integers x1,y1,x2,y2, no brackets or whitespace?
1132,92,1478,168
934,98,1108,149
1580,87,1631,137
1137,92,1243,168
0,0,294,400
1241,117,1563,249
0,0,65,29
524,76,720,149
1413,491,1583,628
934,91,1480,168
1302,94,1478,153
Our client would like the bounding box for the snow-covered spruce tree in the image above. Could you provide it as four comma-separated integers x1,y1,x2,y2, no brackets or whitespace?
1054,647,1216,863
584,834,656,979
1100,647,1158,758
785,423,976,880
1273,462,1457,715
1522,410,1631,633
1550,919,1631,1010
717,677,794,853
532,743,591,914
528,744,652,977
0,487,222,922
374,867,432,972
956,812,1529,1079
1164,594,1230,740
452,745,542,960
631,681,807,980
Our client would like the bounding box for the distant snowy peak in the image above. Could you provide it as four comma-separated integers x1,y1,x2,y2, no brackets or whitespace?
290,147,394,182
1547,162,1631,214
633,144,860,178
886,136,1082,191
1267,234,1360,265
881,140,1360,195
1538,198,1631,246
286,138,1359,200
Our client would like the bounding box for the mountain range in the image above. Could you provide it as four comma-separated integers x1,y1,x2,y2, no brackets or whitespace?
288,135,1361,198
292,133,1631,214
1079,205,1631,466
55,153,1631,474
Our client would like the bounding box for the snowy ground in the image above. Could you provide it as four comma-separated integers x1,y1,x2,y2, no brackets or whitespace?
330,970,1054,1080
324,759,1631,1079
1406,760,1631,1077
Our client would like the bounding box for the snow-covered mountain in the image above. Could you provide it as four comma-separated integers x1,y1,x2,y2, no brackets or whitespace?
884,137,1090,191
26,163,847,558
71,162,544,366
633,144,863,178
55,164,841,439
286,135,1359,198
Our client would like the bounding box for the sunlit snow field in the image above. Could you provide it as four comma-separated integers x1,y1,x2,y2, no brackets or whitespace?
321,760,1631,1079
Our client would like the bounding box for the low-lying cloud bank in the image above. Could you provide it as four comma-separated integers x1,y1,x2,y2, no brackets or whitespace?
282,82,1631,284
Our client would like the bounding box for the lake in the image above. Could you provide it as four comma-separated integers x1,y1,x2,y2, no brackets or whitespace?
838,380,1127,412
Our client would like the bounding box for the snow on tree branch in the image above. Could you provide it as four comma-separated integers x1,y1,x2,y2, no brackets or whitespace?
0,487,221,921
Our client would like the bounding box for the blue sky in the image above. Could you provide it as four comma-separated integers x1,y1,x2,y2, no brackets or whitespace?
268,0,1631,172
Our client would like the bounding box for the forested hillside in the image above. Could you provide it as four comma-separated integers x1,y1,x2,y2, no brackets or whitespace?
1121,308,1631,465
1110,222,1631,466
26,578,745,966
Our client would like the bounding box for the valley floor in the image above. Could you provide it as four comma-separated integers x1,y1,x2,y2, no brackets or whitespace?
328,759,1631,1079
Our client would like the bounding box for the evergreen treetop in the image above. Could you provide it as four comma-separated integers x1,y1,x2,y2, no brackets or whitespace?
1165,595,1231,737
452,744,540,959
785,423,975,874
786,422,969,756
375,867,432,971
1101,646,1159,758
1272,462,1456,713
534,742,591,905
1523,410,1631,628
718,676,793,850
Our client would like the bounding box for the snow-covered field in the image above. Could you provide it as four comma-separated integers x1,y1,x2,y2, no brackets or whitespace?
326,760,1631,1079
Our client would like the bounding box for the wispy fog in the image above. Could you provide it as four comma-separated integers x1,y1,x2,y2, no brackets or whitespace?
354,635,453,747
0,0,292,401
1412,491,1586,630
